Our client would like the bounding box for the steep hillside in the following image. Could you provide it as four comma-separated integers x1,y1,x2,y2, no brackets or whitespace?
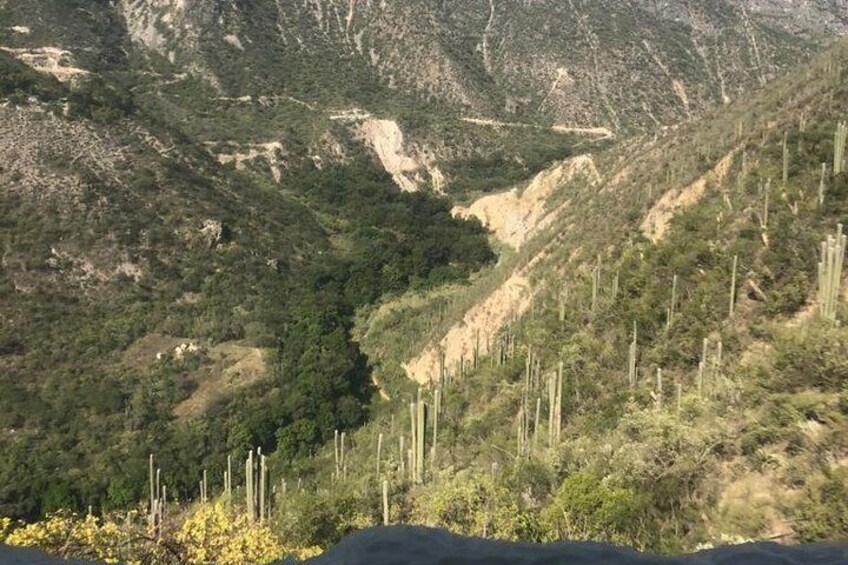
0,54,495,517
314,37,848,551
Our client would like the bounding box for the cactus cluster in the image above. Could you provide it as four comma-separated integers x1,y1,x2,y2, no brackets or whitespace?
147,454,166,534
817,224,846,321
409,390,426,483
245,449,270,524
698,338,723,398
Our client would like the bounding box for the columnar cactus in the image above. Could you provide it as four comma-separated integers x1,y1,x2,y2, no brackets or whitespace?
548,362,563,446
399,435,405,479
409,390,426,483
245,451,254,522
416,393,425,482
783,131,790,187
818,224,847,321
533,397,541,450
431,388,441,465
382,480,390,525
591,255,602,312
729,255,738,318
226,455,232,500
333,430,340,480
376,433,383,476
259,454,267,524
834,122,846,175
340,432,347,480
666,275,678,329
148,454,155,529
653,368,663,411
628,323,638,389
516,407,525,459
676,382,683,413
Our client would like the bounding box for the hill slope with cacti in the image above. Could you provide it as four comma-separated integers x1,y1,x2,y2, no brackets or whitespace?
269,37,848,553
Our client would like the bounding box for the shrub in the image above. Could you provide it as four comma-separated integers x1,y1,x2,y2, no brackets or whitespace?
772,325,848,391
410,471,539,541
540,473,654,549
795,471,848,542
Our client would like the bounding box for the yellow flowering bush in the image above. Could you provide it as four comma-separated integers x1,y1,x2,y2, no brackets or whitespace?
0,516,11,542
4,512,131,563
2,504,322,564
176,502,322,564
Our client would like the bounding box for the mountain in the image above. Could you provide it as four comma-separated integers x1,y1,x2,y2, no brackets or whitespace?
89,0,848,127
1,1,846,193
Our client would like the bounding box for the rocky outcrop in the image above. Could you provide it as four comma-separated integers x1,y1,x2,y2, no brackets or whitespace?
0,47,88,83
452,155,601,249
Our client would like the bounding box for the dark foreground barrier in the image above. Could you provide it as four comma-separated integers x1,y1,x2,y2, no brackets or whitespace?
2,527,847,565
0,545,104,565
302,526,848,565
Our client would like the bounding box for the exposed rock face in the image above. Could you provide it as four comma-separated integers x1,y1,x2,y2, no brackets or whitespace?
640,147,739,243
453,155,601,249
359,119,421,192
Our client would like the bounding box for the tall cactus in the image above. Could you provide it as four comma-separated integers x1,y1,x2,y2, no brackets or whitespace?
148,454,155,529
417,392,425,482
533,397,541,450
245,450,254,522
591,255,601,312
408,402,416,481
818,224,847,321
548,362,563,446
698,337,708,398
399,435,405,479
226,455,232,500
628,323,638,389
259,454,267,524
782,131,790,187
653,368,663,411
676,382,683,413
340,432,347,481
819,163,828,206
382,480,390,525
431,388,441,466
834,122,847,175
666,275,678,329
611,270,620,301
333,429,340,481
376,432,383,476
729,255,738,318
558,285,569,323
409,390,426,483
